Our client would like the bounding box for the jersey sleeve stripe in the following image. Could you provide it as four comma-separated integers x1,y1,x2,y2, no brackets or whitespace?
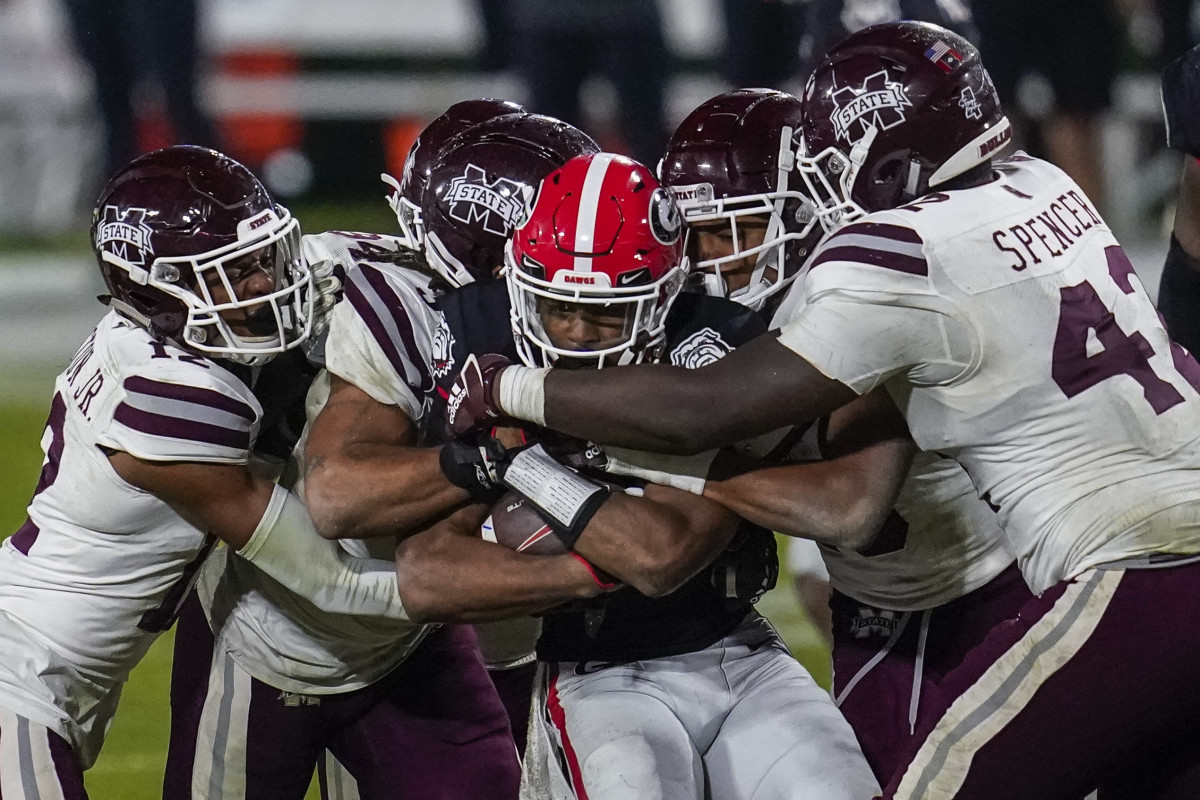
836,221,924,242
811,244,928,276
344,265,434,393
123,376,256,421
113,404,252,451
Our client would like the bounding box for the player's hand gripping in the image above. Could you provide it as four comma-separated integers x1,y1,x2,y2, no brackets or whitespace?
1163,43,1200,157
445,353,514,437
439,425,534,504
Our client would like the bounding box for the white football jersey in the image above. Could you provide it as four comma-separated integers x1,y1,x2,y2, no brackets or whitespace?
771,375,1012,610
818,451,1012,610
0,311,259,767
777,155,1200,593
322,232,442,418
195,231,436,693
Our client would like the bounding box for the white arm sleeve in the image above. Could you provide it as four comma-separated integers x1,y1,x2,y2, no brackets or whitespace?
237,484,408,620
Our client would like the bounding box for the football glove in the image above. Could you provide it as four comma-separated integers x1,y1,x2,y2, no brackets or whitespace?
445,353,513,437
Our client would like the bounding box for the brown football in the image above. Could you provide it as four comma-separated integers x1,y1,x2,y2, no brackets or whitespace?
480,490,566,555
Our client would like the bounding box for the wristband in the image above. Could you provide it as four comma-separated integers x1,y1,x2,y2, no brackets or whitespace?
497,365,549,426
570,552,618,590
501,443,610,548
603,446,717,495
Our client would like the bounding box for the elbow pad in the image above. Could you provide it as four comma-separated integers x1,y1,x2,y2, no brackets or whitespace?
238,484,409,620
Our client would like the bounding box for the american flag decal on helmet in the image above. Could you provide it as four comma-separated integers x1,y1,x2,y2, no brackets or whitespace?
925,41,963,73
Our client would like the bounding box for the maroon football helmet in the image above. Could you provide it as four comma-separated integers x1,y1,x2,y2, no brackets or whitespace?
421,112,600,288
507,153,688,368
381,98,526,251
796,20,1011,227
660,88,821,311
92,145,312,365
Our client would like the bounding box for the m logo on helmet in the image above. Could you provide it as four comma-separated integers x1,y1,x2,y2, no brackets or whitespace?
649,188,682,245
445,164,528,237
831,71,912,144
96,205,154,267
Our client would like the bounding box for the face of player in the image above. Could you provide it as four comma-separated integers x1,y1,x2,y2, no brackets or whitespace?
690,215,772,294
201,245,281,338
536,297,634,365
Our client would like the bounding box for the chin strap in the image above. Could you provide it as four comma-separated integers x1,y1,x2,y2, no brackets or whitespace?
105,296,154,329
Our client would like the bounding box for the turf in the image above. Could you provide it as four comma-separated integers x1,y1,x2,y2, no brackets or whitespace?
0,393,831,797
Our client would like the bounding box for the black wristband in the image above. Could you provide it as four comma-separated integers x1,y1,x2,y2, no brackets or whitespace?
439,439,504,504
499,444,612,549
1158,235,1200,355
546,484,611,550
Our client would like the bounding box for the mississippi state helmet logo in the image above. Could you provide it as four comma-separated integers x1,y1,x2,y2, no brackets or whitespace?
830,70,912,144
445,164,529,236
670,328,733,368
649,187,682,245
96,205,154,267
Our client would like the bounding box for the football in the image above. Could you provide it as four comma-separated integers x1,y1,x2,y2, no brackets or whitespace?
480,490,566,555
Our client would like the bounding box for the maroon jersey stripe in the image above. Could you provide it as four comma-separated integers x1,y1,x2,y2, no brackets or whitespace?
836,221,925,243
344,265,434,393
114,403,251,451
124,376,255,420
811,244,929,276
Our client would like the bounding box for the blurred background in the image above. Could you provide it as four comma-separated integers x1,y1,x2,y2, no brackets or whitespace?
0,0,1196,795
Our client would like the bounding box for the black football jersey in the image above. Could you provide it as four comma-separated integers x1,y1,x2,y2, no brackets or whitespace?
436,281,779,662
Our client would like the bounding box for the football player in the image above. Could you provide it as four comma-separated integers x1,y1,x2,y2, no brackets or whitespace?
164,104,591,800
396,152,880,800
661,86,1034,782
0,145,411,796
448,22,1200,799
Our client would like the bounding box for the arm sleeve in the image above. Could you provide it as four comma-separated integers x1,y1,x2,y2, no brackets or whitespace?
237,484,409,620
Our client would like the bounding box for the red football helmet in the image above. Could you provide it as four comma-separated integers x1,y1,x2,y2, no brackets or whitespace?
796,20,1011,228
381,98,526,251
506,153,689,368
92,145,312,365
660,88,821,311
422,112,600,288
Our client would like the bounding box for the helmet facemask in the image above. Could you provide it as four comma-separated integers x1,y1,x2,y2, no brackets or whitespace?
667,124,820,312
107,207,314,366
382,172,425,252
794,124,878,235
506,241,688,369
